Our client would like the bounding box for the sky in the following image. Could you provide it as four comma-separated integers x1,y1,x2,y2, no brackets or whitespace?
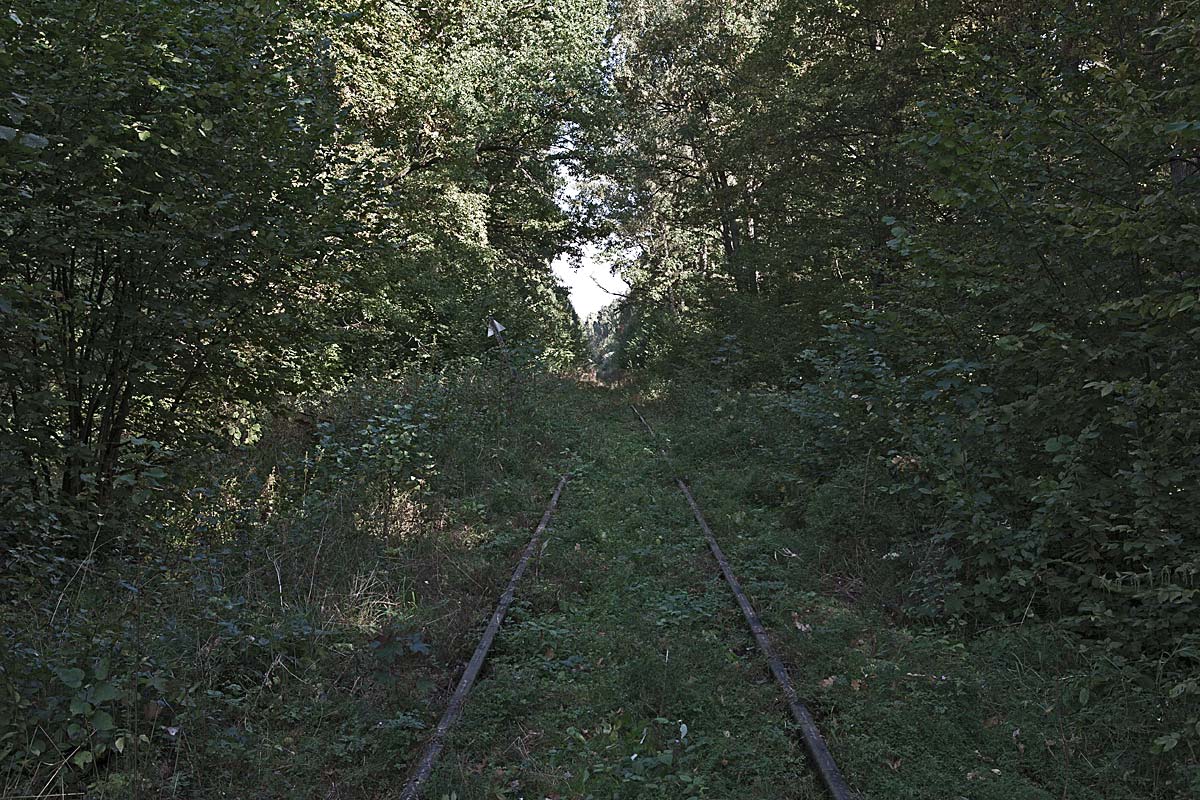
551,243,630,321
549,155,630,321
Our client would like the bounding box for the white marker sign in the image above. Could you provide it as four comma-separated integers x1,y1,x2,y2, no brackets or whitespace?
487,319,506,337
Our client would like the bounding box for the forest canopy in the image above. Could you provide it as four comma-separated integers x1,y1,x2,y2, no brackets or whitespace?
1,0,604,542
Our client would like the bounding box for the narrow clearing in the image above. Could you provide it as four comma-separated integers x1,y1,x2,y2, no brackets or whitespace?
422,386,818,798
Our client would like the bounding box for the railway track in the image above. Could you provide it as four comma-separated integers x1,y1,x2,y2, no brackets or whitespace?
632,405,854,800
397,407,856,799
398,476,569,800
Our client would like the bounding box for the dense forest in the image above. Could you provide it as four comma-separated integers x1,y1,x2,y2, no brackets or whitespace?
2,1,1197,798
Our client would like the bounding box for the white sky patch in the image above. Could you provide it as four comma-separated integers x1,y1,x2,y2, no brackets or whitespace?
550,150,629,320
552,243,629,321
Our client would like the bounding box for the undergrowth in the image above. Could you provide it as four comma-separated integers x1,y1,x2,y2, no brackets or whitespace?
0,363,573,798
645,377,1199,798
5,368,1195,798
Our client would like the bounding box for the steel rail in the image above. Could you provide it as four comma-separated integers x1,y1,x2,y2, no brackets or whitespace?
630,403,656,436
676,480,857,800
631,405,856,800
398,474,569,800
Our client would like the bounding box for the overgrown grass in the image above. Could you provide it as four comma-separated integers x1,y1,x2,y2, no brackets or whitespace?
642,378,1198,799
1,364,573,798
423,382,819,799
5,370,1194,798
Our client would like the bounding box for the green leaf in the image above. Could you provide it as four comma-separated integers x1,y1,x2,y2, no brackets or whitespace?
18,132,48,149
56,667,86,689
91,682,119,703
994,335,1021,351
92,711,116,732
1153,733,1178,753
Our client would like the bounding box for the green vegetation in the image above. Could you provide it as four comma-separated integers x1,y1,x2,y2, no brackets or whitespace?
582,1,1199,792
2,0,1197,797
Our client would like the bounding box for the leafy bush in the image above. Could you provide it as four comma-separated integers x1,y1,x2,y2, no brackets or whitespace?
0,363,532,795
764,306,1200,765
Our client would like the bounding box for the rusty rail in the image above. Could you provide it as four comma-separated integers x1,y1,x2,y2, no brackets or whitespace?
631,405,856,800
630,403,656,436
398,475,569,800
676,480,856,800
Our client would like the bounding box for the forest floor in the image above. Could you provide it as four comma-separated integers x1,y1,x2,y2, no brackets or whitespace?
5,372,1166,799
407,378,1138,800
